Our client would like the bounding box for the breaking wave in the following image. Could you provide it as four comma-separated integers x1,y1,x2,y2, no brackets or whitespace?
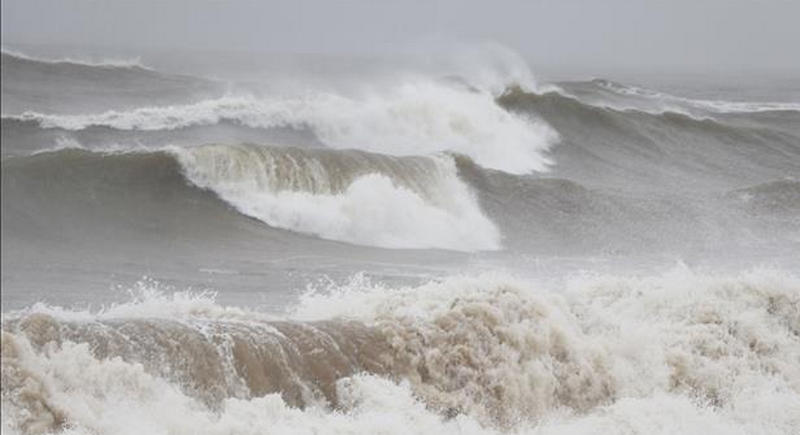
7,81,798,192
2,268,799,434
4,142,798,257
172,144,501,250
9,79,558,174
1,145,500,251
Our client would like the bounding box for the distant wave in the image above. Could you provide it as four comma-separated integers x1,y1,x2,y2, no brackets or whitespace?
1,48,149,69
1,49,223,115
6,83,799,191
8,79,558,174
6,83,798,193
496,87,800,192
579,78,800,115
2,267,798,433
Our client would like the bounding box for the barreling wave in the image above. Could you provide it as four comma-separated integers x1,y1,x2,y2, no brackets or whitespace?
1,145,500,251
2,268,799,434
172,144,500,250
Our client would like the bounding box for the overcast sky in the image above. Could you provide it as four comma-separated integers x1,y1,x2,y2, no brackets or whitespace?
2,0,799,72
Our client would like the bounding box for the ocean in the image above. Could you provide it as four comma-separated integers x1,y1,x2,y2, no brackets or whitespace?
1,46,799,434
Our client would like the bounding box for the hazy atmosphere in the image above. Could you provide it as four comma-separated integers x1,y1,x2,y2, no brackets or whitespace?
3,0,800,73
2,1,799,434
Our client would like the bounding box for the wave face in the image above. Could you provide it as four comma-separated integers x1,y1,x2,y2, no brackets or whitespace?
496,88,800,192
1,146,499,251
2,269,799,434
4,145,796,264
172,144,500,250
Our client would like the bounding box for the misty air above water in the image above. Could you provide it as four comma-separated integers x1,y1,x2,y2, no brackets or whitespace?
1,1,799,434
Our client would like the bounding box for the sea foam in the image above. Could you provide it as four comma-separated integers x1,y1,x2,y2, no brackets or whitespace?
2,267,798,434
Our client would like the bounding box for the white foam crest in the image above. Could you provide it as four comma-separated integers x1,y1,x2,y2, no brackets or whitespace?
1,278,257,324
1,47,148,69
172,145,501,251
429,42,541,96
292,267,800,431
27,137,155,156
16,77,558,174
28,139,158,156
28,137,87,155
596,79,800,114
1,332,785,435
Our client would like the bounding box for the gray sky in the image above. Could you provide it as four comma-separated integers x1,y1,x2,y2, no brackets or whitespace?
2,0,799,72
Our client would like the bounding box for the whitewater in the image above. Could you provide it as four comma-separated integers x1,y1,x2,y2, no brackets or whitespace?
1,47,799,434
3,269,799,434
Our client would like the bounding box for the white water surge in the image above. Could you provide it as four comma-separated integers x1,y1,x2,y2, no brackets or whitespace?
2,267,798,434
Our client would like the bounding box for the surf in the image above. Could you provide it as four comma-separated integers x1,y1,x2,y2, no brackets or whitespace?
2,267,798,434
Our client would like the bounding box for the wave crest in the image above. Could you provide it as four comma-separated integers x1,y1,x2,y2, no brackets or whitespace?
13,77,558,174
571,78,800,115
1,48,148,69
172,144,501,251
